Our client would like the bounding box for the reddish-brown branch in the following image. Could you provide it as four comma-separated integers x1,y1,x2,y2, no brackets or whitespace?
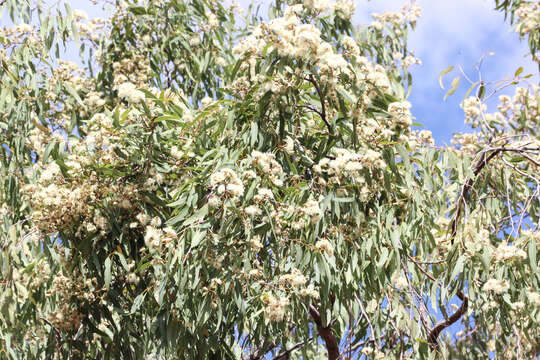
309,304,339,360
450,145,540,243
427,291,468,350
272,338,312,360
410,144,538,349
450,148,502,243
305,74,332,134
407,254,469,349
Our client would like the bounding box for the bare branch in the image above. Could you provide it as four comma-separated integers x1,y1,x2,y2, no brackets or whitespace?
305,74,333,134
449,144,540,246
426,291,468,350
450,147,502,244
39,316,62,345
407,254,469,350
272,338,312,360
354,294,376,345
246,340,277,360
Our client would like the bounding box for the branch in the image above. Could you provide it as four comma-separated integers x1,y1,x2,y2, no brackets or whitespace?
355,294,376,344
450,145,540,244
426,291,468,350
400,259,431,333
297,104,324,119
344,333,386,354
306,74,332,134
450,148,502,243
308,304,339,360
272,338,312,360
434,143,539,350
407,254,468,350
39,316,62,345
247,340,277,360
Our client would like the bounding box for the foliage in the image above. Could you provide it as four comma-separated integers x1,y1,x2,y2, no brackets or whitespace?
495,0,540,61
0,0,539,359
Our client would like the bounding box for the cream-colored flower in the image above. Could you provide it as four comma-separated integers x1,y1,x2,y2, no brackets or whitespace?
315,239,334,256
482,279,509,294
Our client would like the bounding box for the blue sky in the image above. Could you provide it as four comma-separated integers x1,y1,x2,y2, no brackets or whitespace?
357,0,538,144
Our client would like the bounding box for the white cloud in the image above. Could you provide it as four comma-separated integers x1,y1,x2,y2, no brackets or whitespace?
357,0,536,89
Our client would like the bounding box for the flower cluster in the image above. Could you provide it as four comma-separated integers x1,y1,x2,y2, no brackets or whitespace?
340,35,360,57
461,96,487,125
315,238,334,256
302,199,322,222
47,273,97,332
392,272,409,289
319,147,384,175
370,2,422,30
482,278,510,294
117,81,145,103
527,290,540,306
209,168,245,200
253,188,274,203
232,3,353,80
494,242,527,262
515,2,540,36
203,11,219,31
387,101,413,126
262,293,290,322
451,132,483,154
74,13,107,42
143,223,178,252
333,0,356,20
299,284,319,299
23,163,141,239
251,151,283,186
497,86,539,129
279,268,307,288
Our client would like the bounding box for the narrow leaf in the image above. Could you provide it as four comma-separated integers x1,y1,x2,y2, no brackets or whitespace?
438,65,454,89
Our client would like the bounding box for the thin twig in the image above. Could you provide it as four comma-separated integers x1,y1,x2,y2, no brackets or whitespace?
40,316,62,344
344,333,386,354
306,74,332,134
449,147,502,244
272,338,312,360
355,294,376,345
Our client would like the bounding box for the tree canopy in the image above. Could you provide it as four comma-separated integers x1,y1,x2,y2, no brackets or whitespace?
0,0,539,359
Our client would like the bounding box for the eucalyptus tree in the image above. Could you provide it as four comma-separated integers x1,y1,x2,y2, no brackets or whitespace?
0,0,539,359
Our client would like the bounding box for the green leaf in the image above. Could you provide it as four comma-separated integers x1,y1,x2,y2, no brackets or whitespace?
179,204,209,227
191,230,206,248
450,255,465,282
42,141,57,164
529,238,537,273
463,81,480,99
154,114,182,123
514,66,524,77
444,76,461,100
391,229,401,250
477,84,486,99
130,293,146,314
64,83,86,109
438,65,454,89
104,257,112,289
129,6,148,15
